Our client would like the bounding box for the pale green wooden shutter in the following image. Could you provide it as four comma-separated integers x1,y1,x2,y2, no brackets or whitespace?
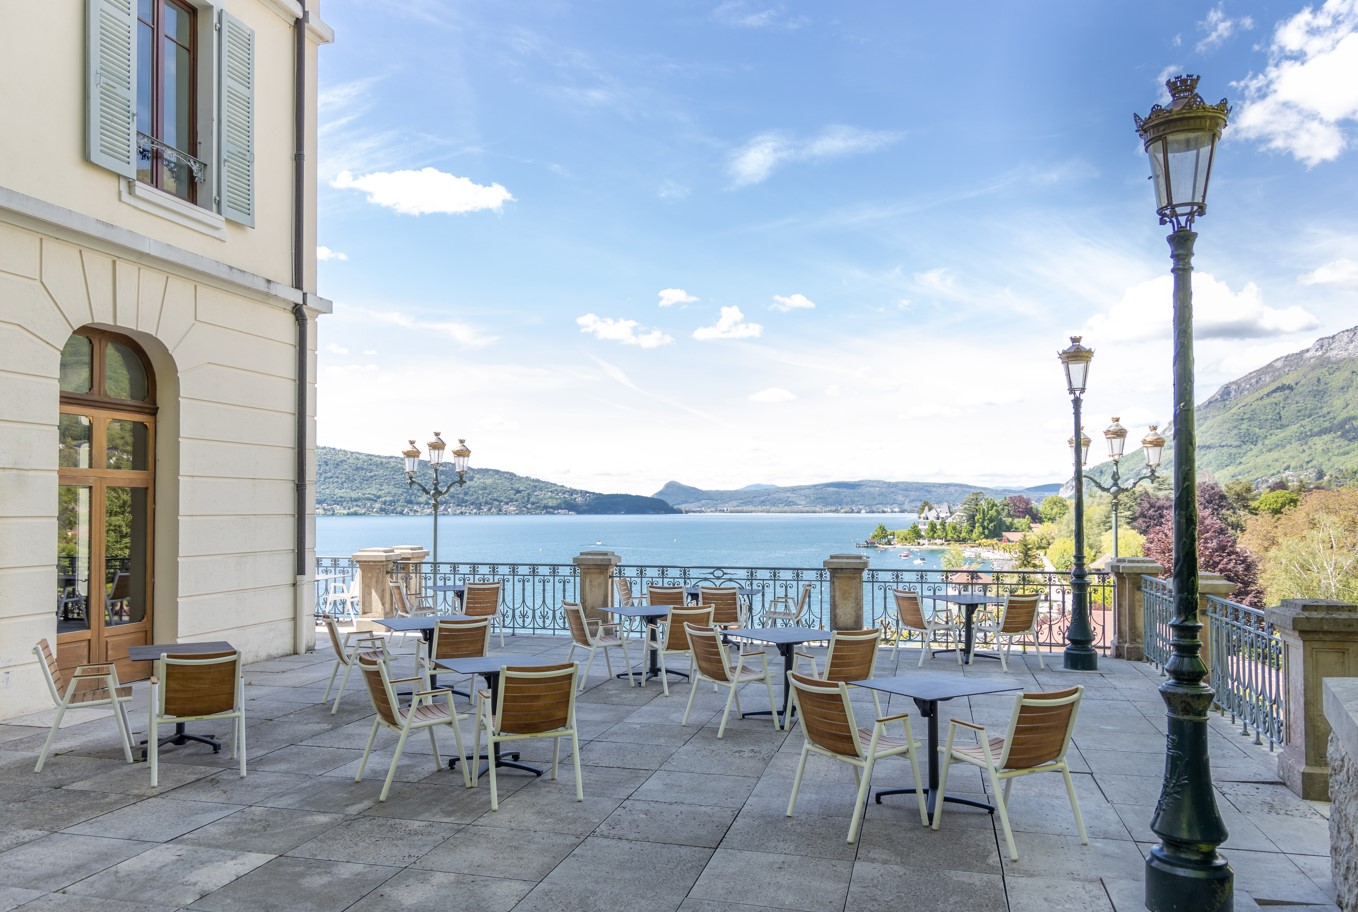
86,0,137,178
219,11,255,226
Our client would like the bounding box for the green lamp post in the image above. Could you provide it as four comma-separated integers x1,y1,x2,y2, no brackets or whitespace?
1135,74,1233,912
402,432,471,571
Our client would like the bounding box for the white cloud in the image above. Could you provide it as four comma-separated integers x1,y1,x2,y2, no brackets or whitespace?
353,308,498,346
332,168,514,215
657,180,690,200
1196,4,1254,52
1300,256,1358,287
317,246,349,262
712,1,808,30
914,267,957,296
770,293,815,312
1233,0,1358,165
576,314,674,348
658,288,698,308
727,126,900,186
693,306,763,340
749,387,797,402
897,298,912,309
1085,272,1320,341
325,343,349,355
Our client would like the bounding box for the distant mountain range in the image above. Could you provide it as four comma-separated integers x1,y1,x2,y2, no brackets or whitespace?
316,447,678,516
1085,324,1358,488
651,480,1059,513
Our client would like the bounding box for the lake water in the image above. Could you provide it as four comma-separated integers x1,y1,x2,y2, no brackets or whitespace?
316,513,958,570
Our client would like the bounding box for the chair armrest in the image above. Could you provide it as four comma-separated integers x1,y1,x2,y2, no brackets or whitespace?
389,675,424,686
876,711,912,725
73,663,115,676
71,670,116,680
793,650,814,659
414,688,453,700
949,718,986,733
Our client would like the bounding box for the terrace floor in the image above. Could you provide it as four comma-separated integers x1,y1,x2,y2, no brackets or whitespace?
0,631,1338,912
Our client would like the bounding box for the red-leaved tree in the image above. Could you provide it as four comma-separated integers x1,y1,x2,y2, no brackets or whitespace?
1137,483,1263,606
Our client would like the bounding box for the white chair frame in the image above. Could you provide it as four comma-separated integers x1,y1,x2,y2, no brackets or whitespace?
564,601,635,691
977,592,1047,671
148,651,246,787
32,640,134,772
681,624,780,738
473,663,582,811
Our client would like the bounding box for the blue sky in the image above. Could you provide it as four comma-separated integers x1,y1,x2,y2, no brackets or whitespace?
314,0,1358,496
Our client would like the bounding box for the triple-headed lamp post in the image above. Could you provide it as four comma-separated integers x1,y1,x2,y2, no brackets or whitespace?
402,432,471,571
1058,336,1097,671
1135,74,1233,912
1083,419,1164,559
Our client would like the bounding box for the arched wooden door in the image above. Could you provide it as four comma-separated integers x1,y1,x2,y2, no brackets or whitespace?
57,329,156,682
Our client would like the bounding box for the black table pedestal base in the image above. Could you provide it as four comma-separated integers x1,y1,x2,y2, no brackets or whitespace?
139,723,220,760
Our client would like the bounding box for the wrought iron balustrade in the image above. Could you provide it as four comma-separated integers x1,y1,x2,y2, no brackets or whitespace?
1205,594,1285,749
1142,575,1174,670
319,557,1110,655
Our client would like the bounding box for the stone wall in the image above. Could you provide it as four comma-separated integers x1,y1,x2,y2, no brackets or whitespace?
1324,677,1358,912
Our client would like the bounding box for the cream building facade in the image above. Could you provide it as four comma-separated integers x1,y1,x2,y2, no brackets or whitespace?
0,0,333,718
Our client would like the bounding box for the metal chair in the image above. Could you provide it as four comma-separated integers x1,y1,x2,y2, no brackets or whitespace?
473,662,582,810
933,686,1087,860
32,638,134,772
642,605,714,696
148,650,246,787
681,624,779,738
977,592,1046,671
462,581,505,648
563,601,635,691
766,583,813,626
885,588,961,671
786,670,928,842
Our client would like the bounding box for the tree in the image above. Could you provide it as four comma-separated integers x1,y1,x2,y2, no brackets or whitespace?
972,499,1005,541
1101,526,1145,559
1262,514,1358,604
958,491,987,530
1254,490,1299,516
1141,487,1262,606
1039,495,1069,523
901,523,921,544
1005,494,1036,522
926,519,940,541
870,523,892,542
1223,479,1256,515
941,545,967,570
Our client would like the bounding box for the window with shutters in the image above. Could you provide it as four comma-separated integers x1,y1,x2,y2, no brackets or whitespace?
87,0,255,227
136,0,198,203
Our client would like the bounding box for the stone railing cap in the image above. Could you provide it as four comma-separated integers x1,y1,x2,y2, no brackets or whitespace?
1267,599,1358,633
572,550,620,566
1324,677,1358,760
824,554,869,570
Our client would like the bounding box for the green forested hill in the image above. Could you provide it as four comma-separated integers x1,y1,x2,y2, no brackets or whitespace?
652,479,1050,512
1084,325,1358,488
316,447,678,515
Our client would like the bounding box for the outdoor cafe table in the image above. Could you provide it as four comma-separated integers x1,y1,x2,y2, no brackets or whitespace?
726,626,830,727
428,583,466,611
850,672,1023,820
435,654,561,778
127,640,235,757
605,604,674,681
927,592,1005,665
373,614,474,692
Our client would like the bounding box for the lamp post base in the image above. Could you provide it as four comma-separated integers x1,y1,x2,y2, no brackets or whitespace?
1062,646,1098,671
1146,847,1232,912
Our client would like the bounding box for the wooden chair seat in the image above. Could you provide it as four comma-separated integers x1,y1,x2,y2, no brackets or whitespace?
356,654,471,801
681,624,779,738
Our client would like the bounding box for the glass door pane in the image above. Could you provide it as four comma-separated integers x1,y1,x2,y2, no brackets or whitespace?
57,485,92,634
104,487,149,626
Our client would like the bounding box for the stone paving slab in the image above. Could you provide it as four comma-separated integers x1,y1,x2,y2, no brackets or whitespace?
0,631,1336,912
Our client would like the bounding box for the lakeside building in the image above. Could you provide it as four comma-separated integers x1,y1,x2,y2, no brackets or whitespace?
0,0,333,718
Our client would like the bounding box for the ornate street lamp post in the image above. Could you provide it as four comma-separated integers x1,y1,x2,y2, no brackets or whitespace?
1083,419,1164,559
402,432,471,571
1058,336,1097,671
1135,74,1232,912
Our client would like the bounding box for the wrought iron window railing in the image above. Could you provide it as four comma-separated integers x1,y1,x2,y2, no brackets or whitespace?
1142,576,1174,670
137,132,207,184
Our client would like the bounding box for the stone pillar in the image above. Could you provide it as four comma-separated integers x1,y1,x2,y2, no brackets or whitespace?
351,548,398,618
1108,557,1163,661
1196,572,1235,671
1267,600,1358,800
573,551,620,625
824,554,869,631
1323,677,1358,912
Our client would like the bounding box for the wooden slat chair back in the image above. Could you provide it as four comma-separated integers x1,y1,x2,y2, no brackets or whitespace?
647,586,686,607
786,671,928,842
766,583,812,626
389,580,435,618
699,586,743,627
614,578,637,607
322,614,390,714
643,606,713,696
462,581,505,647
980,592,1046,671
355,653,471,800
431,617,492,662
888,588,961,671
562,601,634,690
474,662,582,810
822,629,881,683
32,638,134,771
681,624,780,738
149,651,245,786
933,685,1086,860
